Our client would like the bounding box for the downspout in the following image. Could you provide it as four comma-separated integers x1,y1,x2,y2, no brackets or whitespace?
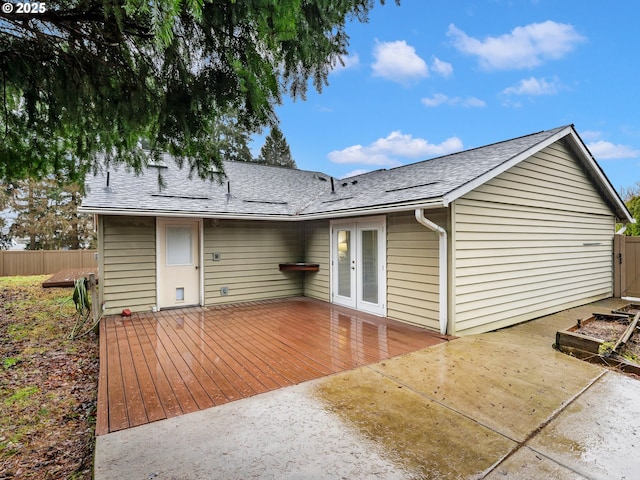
415,209,448,335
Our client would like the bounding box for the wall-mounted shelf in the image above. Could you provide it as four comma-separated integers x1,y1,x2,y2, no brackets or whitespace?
279,263,320,272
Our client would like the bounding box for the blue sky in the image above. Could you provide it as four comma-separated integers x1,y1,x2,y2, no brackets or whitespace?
254,0,640,194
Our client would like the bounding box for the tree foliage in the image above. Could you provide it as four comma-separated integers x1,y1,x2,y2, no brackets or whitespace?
1,0,396,182
626,195,640,236
0,185,9,249
8,179,95,249
621,181,640,236
257,127,297,168
213,115,255,164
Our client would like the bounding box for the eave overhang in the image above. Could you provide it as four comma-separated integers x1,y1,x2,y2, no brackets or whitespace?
78,197,447,222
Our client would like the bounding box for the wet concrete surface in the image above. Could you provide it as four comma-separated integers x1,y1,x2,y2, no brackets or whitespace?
95,298,640,479
528,371,640,480
95,383,414,479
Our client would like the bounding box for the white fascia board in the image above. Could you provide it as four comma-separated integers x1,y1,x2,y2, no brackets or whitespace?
78,207,300,222
563,130,635,224
442,126,573,206
78,198,447,222
297,198,446,220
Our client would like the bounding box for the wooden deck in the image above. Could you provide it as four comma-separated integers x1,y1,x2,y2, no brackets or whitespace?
97,297,451,435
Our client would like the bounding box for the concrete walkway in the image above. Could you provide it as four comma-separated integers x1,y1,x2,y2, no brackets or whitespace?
95,298,640,479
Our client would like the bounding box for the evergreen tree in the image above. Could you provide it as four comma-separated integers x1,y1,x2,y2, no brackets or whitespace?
1,0,396,182
0,186,10,249
214,116,256,163
9,179,95,250
257,128,297,168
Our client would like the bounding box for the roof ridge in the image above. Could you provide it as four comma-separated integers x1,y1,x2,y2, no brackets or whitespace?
223,159,329,178
387,125,571,173
331,125,572,182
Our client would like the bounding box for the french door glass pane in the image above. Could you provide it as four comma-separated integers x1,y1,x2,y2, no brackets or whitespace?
361,230,378,304
337,230,351,297
166,226,192,265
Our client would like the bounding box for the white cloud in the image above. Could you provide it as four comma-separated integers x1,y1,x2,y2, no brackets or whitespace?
341,169,370,179
328,144,398,166
447,21,586,70
372,40,428,84
422,93,485,107
580,130,602,142
501,76,562,96
328,131,463,166
332,53,360,73
422,93,449,107
587,140,640,159
431,57,453,78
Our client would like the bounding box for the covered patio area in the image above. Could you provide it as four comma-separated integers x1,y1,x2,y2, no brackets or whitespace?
96,297,451,435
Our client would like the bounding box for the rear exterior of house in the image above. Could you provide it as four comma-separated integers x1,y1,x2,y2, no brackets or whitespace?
84,126,633,336
450,140,616,335
96,212,444,329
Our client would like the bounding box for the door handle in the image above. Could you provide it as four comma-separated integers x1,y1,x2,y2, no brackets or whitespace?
195,265,199,270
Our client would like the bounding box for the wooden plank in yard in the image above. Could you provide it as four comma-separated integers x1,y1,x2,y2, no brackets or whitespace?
42,268,98,288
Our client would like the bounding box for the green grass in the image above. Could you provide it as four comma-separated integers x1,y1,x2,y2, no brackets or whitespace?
4,386,39,406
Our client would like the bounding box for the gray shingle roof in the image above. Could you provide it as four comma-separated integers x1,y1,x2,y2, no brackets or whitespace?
82,160,332,217
303,126,569,214
82,125,630,221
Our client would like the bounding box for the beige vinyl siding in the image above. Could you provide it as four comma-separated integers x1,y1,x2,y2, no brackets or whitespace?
386,210,444,331
101,216,156,314
453,141,615,336
303,220,330,301
204,220,303,304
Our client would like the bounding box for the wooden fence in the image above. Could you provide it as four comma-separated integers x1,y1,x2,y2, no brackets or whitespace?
614,235,640,299
0,250,98,277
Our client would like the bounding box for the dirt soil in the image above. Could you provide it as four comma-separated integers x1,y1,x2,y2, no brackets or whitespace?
0,276,99,479
573,317,629,342
573,315,640,366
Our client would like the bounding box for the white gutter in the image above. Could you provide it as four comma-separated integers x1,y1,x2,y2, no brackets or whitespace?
415,209,448,335
616,225,627,235
78,198,446,222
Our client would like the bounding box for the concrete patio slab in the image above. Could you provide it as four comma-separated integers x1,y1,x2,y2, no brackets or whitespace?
483,447,588,480
95,382,414,480
313,367,517,479
528,371,640,480
369,336,605,442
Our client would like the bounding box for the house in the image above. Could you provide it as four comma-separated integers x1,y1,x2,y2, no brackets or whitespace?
80,125,634,336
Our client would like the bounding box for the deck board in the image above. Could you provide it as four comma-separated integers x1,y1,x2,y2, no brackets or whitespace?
97,297,451,435
131,319,183,419
181,310,272,395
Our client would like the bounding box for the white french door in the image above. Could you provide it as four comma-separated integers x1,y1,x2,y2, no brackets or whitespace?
331,217,386,316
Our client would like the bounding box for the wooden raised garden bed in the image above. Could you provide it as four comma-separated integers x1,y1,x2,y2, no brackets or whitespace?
612,303,640,316
555,307,640,376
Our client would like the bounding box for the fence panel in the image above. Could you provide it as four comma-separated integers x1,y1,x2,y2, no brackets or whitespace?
0,250,98,276
625,237,640,298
